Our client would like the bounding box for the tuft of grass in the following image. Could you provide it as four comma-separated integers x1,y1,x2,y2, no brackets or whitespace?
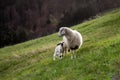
0,8,120,80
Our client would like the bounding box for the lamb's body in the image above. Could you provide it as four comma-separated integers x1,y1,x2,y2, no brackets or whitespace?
58,27,83,59
53,42,64,60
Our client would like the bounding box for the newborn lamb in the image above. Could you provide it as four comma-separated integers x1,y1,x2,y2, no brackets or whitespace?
53,42,64,60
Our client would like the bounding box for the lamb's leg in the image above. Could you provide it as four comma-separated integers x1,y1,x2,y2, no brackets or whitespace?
53,53,56,60
53,56,56,60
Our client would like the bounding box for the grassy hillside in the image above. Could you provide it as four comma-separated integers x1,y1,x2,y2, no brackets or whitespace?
0,8,120,80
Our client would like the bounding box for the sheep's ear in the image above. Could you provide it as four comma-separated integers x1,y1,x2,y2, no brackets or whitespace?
64,28,67,34
61,28,66,34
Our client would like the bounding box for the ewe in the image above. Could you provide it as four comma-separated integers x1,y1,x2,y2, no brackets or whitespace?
58,27,83,59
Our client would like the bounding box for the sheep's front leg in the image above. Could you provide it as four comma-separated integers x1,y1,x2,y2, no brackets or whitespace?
74,50,76,59
71,50,76,59
71,51,74,59
63,47,67,57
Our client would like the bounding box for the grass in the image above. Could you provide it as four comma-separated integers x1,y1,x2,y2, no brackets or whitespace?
0,8,120,80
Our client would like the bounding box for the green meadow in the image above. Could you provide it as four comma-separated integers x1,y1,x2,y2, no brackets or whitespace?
0,8,120,80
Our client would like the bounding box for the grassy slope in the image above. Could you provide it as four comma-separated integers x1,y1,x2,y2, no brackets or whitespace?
0,9,120,80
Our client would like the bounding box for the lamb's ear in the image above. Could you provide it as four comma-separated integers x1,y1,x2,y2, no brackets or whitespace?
57,43,61,45
61,43,63,46
62,42,64,44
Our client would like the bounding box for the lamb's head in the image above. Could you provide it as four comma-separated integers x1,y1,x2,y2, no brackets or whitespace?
58,27,67,37
57,41,64,47
57,42,64,59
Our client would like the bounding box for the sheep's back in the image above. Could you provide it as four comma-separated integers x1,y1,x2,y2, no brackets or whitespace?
74,30,83,45
66,30,82,49
73,30,82,46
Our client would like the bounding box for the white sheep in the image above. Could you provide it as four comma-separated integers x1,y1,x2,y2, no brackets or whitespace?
58,27,83,59
53,42,64,60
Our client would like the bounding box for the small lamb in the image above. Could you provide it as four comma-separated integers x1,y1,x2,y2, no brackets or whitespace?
53,42,64,60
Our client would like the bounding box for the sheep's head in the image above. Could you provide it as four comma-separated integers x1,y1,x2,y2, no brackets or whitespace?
58,27,66,37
